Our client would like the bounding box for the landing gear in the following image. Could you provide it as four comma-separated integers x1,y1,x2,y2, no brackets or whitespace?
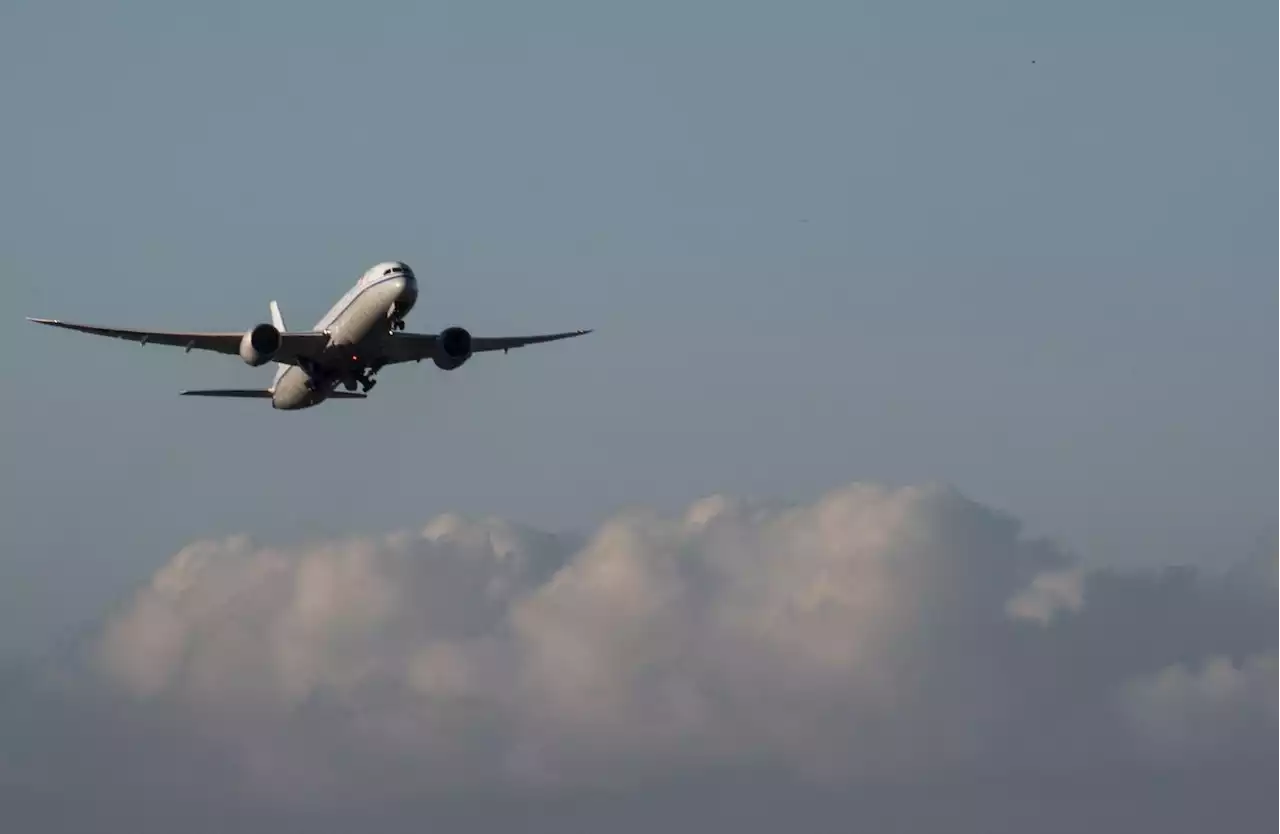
299,359,332,393
388,305,407,332
342,360,385,393
356,366,380,393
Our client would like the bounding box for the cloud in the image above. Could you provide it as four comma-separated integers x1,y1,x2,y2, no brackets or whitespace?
2,483,1275,830
1005,568,1085,624
80,486,1062,784
1120,653,1277,760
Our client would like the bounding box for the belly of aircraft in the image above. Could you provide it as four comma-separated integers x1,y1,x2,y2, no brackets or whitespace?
272,279,410,410
271,367,325,410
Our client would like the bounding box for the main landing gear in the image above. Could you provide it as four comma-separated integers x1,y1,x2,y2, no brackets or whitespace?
341,370,377,393
352,361,386,393
300,360,324,392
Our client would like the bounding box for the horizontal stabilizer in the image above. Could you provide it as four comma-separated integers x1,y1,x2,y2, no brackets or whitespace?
180,389,274,398
179,389,368,399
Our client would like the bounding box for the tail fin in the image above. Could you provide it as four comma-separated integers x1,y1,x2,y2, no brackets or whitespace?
269,300,288,391
269,300,286,331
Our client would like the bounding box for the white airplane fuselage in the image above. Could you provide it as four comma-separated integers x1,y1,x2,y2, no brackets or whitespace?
272,262,419,410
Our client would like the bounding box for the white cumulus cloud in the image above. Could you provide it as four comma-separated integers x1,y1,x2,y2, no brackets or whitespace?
2,482,1275,833
69,482,1274,799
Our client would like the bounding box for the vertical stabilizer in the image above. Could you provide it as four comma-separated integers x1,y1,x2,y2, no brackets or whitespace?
269,300,286,332
269,301,288,392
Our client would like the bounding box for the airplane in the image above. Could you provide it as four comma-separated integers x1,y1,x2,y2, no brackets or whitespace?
27,260,591,411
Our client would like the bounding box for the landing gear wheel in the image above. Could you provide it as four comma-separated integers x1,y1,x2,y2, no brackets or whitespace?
360,377,377,393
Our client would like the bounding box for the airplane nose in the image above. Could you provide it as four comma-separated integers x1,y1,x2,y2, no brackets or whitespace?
387,273,410,293
397,275,419,313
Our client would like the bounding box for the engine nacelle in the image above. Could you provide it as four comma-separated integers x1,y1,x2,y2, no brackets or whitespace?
433,326,472,370
239,323,282,366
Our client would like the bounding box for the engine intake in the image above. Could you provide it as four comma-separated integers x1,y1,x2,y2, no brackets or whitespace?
239,323,282,366
433,326,472,370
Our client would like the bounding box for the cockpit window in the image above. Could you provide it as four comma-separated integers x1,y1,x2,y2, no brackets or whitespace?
375,264,411,280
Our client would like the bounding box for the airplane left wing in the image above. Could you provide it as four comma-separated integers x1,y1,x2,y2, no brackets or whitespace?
382,328,593,365
26,318,331,364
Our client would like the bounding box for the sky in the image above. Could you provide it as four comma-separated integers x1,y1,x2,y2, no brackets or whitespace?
0,0,1274,829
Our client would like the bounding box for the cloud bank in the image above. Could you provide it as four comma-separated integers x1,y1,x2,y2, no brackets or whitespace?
3,483,1275,831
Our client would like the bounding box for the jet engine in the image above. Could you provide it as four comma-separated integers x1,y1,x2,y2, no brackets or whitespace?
239,323,282,366
433,326,472,370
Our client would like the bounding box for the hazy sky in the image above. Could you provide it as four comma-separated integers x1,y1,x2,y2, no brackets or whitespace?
2,0,1272,658
0,8,1273,821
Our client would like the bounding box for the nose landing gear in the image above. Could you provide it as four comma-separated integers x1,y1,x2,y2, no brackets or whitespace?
388,303,407,332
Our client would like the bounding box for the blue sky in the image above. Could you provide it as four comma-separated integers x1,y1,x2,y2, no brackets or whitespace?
0,0,1273,658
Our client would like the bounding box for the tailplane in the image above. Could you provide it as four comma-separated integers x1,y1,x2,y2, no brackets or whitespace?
181,389,274,398
180,389,367,399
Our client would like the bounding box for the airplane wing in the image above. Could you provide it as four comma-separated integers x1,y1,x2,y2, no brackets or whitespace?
382,329,593,365
26,318,330,364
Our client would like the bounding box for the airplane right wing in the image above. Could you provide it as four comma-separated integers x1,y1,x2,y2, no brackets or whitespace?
468,331,595,353
381,328,593,365
26,318,331,365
